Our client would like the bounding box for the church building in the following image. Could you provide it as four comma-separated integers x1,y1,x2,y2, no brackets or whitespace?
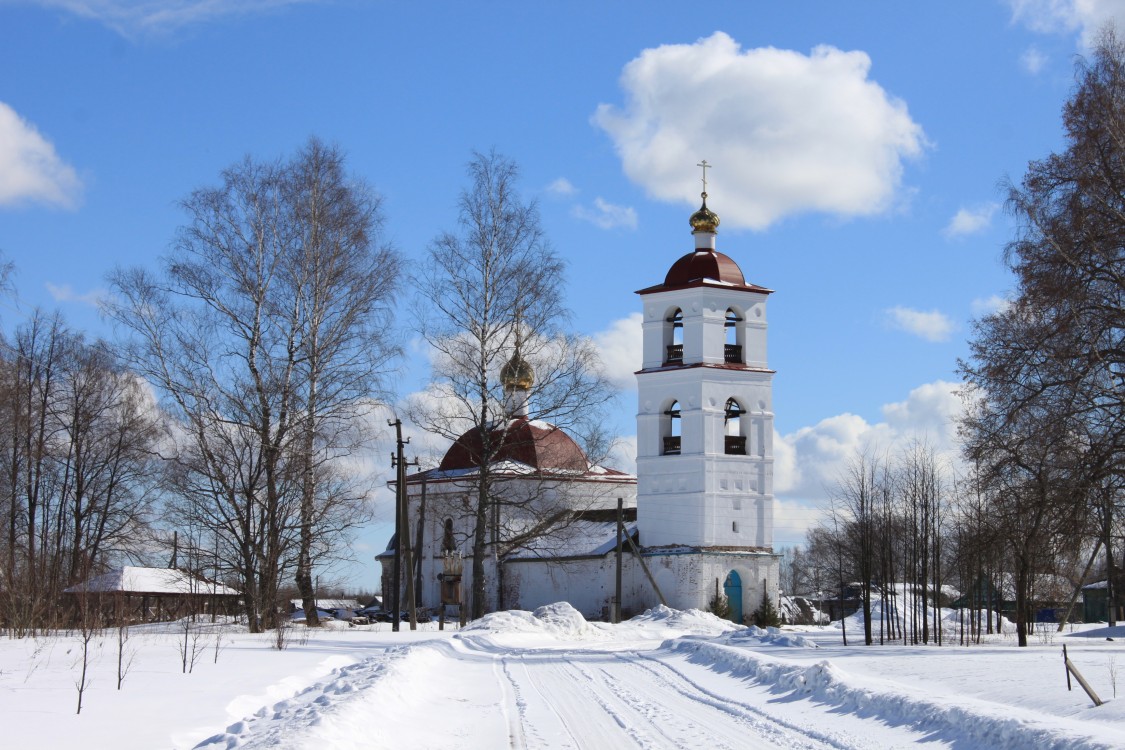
380,180,779,624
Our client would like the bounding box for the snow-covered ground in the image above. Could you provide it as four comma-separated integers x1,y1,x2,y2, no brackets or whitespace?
3,604,1124,749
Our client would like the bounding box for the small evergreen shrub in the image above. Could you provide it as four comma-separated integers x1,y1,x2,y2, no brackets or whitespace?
708,579,732,620
753,590,781,628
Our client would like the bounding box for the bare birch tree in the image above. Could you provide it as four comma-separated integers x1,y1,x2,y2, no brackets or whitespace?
107,138,399,632
411,150,615,618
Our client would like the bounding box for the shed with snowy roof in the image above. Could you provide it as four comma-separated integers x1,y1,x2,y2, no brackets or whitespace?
64,566,240,624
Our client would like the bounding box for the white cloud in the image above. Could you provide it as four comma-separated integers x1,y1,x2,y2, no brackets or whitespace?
944,203,999,238
773,496,826,551
21,0,313,37
1008,0,1125,48
773,380,964,544
0,102,81,208
884,306,954,342
592,313,643,390
593,32,927,230
572,197,638,230
880,380,964,444
45,282,104,307
971,294,1011,317
607,434,637,476
546,177,578,197
1021,46,1049,74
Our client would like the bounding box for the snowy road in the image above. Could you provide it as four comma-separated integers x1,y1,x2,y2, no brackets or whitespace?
202,636,915,749
190,605,1125,750
461,640,890,749
8,604,1125,749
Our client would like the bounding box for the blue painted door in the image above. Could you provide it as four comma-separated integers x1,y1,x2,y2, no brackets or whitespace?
723,570,742,624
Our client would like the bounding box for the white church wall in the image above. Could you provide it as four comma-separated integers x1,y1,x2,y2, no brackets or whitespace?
505,559,613,619
385,472,637,618
636,340,775,549
627,552,780,624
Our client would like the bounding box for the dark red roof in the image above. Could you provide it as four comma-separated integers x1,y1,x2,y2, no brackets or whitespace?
438,417,589,472
666,250,746,286
636,249,772,296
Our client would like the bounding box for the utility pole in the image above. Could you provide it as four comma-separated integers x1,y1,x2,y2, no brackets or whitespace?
614,498,623,624
390,418,419,631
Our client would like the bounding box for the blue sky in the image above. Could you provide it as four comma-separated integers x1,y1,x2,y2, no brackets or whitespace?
0,0,1115,590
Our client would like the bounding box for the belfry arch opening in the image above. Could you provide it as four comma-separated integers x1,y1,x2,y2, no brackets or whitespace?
724,308,743,364
724,398,747,455
664,308,684,364
663,400,682,455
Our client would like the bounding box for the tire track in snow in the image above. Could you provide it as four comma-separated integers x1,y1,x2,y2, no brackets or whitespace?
552,657,660,748
495,656,529,749
566,655,729,749
504,651,653,749
466,639,843,749
503,654,581,750
622,650,867,749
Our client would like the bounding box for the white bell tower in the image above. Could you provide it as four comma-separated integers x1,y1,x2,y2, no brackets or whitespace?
635,176,775,552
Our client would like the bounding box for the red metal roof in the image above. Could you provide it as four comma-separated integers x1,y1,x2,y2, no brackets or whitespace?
437,417,589,472
636,250,772,296
666,249,745,286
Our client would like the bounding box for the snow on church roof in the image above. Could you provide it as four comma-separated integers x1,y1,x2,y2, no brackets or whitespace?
64,566,239,596
506,521,638,561
414,462,634,484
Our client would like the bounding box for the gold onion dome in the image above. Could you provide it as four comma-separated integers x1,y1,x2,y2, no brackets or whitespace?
689,192,720,234
500,352,535,391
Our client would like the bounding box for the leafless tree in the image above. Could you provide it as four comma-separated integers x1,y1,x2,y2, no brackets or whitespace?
896,440,950,645
960,27,1125,636
107,138,400,632
411,150,615,618
115,606,134,690
72,560,103,714
282,140,401,626
1,311,67,633
0,307,159,635
829,449,883,645
959,360,1091,646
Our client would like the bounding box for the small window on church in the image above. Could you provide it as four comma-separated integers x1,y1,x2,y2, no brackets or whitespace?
665,309,684,364
732,521,739,533
724,398,747,455
724,309,743,364
663,401,681,455
442,518,455,552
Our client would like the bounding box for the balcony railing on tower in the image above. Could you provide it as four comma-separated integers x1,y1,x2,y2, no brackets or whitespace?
665,344,683,364
724,344,743,363
724,435,747,455
662,436,681,455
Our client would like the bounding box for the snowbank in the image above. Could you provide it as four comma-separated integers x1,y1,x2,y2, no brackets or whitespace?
461,601,608,640
667,637,1118,749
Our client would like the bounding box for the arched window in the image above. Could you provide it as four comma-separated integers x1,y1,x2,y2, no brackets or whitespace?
665,308,684,364
724,398,747,455
724,309,743,363
663,400,681,455
442,518,455,552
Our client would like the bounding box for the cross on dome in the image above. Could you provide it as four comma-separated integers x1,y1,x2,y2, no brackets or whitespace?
689,159,720,235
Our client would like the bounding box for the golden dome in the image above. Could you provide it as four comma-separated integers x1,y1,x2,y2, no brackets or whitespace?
500,352,534,391
689,192,720,234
